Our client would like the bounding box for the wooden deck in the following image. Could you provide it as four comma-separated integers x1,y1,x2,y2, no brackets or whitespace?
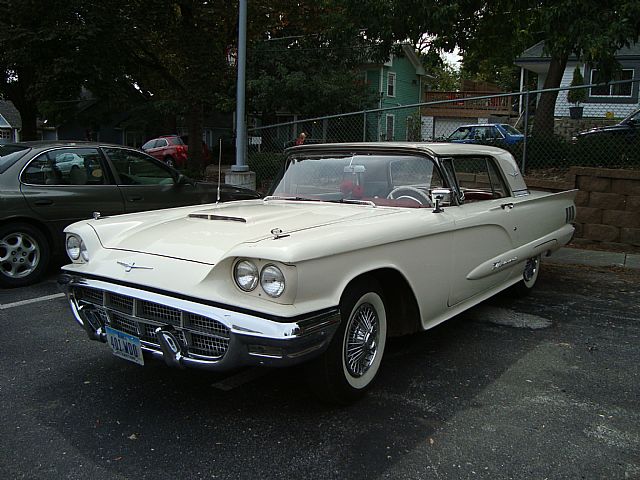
421,91,513,117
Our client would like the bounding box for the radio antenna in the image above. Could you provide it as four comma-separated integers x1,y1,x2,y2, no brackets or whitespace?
216,138,222,204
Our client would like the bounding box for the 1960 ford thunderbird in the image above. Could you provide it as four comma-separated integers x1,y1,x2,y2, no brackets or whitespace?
59,142,576,403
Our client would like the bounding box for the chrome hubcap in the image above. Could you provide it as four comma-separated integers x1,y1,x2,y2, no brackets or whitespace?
0,232,40,278
523,256,539,283
345,303,379,377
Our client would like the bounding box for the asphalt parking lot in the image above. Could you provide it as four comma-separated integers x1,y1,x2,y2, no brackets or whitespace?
1,261,639,480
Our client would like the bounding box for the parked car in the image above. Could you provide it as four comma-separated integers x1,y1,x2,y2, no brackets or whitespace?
141,135,188,167
446,124,525,145
572,108,640,142
59,142,576,403
180,135,212,165
0,141,261,287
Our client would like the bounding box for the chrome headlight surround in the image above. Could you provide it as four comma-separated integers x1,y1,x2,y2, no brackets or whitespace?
260,264,285,298
66,234,89,263
233,259,259,292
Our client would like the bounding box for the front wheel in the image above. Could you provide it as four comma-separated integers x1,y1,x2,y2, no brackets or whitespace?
0,223,50,288
164,156,175,167
308,279,387,404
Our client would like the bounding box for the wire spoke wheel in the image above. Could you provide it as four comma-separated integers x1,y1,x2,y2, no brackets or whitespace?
344,303,379,378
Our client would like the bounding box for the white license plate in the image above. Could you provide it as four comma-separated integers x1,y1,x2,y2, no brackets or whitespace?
105,326,144,366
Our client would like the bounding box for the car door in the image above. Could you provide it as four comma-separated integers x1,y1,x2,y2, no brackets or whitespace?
20,147,126,234
442,155,519,306
102,147,212,212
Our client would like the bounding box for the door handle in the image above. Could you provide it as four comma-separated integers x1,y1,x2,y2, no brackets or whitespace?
128,196,143,202
500,203,514,210
34,199,53,206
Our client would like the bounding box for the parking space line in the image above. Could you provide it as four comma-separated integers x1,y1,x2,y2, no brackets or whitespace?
0,293,66,310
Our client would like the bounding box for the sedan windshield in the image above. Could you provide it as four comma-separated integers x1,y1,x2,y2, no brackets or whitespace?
0,145,30,174
269,154,444,207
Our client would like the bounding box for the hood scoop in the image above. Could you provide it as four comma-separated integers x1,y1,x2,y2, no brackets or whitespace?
188,213,247,223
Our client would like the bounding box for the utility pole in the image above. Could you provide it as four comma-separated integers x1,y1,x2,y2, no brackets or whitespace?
233,0,248,172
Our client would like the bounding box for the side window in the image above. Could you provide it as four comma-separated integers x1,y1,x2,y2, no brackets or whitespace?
104,148,175,185
157,138,169,147
451,156,509,202
141,139,157,150
389,156,444,190
21,148,107,186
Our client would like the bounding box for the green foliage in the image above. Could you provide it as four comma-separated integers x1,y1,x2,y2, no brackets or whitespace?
567,66,587,105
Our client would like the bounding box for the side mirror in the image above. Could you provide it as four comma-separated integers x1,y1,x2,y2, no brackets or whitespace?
431,188,451,213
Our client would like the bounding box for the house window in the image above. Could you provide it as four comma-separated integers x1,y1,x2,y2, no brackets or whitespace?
590,69,634,97
0,129,11,140
387,72,396,97
385,115,395,141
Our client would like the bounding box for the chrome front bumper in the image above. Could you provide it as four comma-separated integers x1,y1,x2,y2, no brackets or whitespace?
58,274,340,371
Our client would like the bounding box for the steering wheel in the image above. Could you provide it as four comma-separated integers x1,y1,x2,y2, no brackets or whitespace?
387,186,432,206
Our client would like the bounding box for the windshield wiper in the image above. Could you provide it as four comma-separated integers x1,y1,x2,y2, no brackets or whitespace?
263,195,323,202
332,199,376,207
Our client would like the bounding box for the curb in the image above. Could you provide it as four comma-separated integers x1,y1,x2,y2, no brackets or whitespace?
546,247,640,270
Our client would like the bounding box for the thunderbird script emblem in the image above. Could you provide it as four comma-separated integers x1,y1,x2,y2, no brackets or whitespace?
117,261,153,272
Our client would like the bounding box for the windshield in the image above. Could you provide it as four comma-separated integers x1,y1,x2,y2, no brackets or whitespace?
269,154,444,207
0,145,30,174
448,127,472,140
501,124,523,135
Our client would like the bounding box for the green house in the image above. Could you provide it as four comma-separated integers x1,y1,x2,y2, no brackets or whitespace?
362,44,427,141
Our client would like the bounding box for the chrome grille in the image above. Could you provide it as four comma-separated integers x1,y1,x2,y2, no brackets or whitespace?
106,292,134,314
73,286,230,360
110,312,139,336
186,312,230,337
190,332,229,357
139,300,181,325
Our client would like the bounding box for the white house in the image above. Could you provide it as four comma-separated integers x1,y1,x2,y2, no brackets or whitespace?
0,101,21,143
515,41,640,119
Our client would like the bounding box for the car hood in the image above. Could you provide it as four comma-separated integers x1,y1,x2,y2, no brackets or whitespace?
577,124,630,136
90,200,401,264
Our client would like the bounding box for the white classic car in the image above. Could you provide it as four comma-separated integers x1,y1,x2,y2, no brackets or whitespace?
60,143,576,403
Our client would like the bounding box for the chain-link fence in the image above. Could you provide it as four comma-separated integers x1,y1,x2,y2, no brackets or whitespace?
246,79,640,192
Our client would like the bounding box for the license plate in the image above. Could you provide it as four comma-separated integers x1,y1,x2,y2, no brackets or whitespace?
105,326,144,366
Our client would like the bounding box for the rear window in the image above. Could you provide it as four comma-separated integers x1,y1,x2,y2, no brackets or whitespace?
167,136,184,145
0,145,30,174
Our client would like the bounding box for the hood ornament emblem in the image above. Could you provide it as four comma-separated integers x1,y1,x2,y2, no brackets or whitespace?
271,228,290,240
117,261,153,272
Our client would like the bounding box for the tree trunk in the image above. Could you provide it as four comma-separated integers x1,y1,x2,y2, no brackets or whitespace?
187,101,204,174
531,54,568,137
18,103,39,141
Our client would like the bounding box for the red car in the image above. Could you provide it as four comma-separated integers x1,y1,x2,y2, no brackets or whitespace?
141,135,188,168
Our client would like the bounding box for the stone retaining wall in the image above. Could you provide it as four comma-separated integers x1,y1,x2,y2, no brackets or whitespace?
526,167,640,248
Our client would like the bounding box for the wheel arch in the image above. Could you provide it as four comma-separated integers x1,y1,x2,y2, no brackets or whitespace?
0,216,56,253
341,268,421,338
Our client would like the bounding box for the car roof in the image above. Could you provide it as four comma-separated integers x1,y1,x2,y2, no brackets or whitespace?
287,141,511,157
6,140,132,151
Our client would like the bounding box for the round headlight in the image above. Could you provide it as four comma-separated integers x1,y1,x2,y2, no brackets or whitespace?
66,235,81,260
234,260,259,291
260,264,285,298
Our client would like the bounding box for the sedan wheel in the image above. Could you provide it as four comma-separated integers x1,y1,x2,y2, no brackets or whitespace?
0,224,50,288
308,279,387,403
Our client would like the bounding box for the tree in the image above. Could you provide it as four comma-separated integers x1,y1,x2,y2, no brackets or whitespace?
0,0,90,139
